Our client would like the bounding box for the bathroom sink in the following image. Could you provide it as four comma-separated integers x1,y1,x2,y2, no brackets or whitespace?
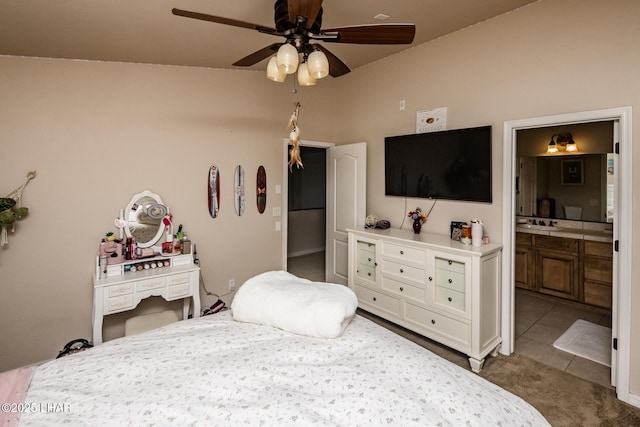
517,224,562,231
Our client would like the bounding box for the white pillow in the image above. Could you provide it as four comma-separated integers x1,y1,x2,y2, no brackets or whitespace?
231,271,358,339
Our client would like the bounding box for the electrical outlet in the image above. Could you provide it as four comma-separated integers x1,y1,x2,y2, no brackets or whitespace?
228,279,235,291
399,100,405,110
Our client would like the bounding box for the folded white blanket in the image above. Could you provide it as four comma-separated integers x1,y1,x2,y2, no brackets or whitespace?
231,271,358,339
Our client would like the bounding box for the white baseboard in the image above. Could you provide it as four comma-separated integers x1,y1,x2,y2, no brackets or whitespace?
288,247,325,258
627,392,640,409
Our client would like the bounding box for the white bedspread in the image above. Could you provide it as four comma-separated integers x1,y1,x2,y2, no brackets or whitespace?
19,312,549,426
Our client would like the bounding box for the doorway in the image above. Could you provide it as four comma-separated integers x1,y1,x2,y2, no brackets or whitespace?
502,107,632,404
286,145,327,282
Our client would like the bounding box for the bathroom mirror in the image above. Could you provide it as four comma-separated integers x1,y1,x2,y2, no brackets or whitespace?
123,190,168,248
517,154,609,222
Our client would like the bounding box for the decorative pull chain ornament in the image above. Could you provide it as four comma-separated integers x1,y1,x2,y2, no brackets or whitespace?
288,102,303,171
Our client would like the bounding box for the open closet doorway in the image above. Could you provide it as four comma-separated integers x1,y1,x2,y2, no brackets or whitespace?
281,140,367,285
286,145,327,282
502,107,633,404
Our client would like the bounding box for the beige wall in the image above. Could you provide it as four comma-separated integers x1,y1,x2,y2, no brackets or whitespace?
0,58,339,370
331,0,640,394
1,0,639,397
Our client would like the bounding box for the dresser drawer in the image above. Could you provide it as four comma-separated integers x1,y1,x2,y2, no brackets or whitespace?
137,277,166,291
382,243,425,265
382,259,425,283
105,295,135,314
434,286,466,313
434,269,465,292
404,303,470,348
434,257,465,275
167,272,190,286
382,276,426,303
354,285,401,317
356,264,376,281
108,283,134,297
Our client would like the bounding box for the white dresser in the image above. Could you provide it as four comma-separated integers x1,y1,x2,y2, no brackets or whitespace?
92,254,200,345
348,228,502,372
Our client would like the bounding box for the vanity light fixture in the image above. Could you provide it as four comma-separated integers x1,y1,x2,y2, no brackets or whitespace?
546,133,577,154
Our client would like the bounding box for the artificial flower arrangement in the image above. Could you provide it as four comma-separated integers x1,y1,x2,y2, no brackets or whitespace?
408,207,428,223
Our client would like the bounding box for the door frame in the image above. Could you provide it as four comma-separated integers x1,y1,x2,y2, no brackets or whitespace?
501,106,632,403
281,139,334,270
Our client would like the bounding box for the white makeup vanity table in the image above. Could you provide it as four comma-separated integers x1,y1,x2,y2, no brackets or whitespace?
92,190,200,345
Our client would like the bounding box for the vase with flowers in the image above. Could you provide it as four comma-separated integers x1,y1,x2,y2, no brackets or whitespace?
408,207,428,234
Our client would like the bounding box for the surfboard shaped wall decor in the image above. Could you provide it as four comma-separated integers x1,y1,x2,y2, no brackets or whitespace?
234,165,245,216
256,165,266,214
208,165,220,218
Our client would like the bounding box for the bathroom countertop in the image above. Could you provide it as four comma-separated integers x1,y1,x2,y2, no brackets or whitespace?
515,217,613,243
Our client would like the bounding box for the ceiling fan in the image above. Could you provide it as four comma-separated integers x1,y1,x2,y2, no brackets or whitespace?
172,0,416,83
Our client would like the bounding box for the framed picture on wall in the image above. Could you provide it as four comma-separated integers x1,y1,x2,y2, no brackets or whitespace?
561,159,584,185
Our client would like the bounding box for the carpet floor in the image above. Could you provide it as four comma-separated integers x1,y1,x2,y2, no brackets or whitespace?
479,353,640,427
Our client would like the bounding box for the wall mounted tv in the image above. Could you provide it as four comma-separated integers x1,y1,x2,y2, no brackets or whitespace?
385,125,492,202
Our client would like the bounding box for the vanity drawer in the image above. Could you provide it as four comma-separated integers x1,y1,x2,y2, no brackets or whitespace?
404,303,470,348
137,277,166,291
354,285,401,317
382,259,425,283
105,295,135,314
168,283,191,299
382,276,426,303
382,243,425,265
108,283,134,297
167,272,190,286
434,286,466,313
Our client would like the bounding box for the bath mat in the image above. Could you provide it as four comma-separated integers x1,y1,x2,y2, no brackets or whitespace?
553,319,611,367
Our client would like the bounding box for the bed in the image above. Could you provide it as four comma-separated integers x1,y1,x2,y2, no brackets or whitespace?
4,271,549,426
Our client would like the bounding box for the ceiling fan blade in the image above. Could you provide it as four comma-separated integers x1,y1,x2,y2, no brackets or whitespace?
316,45,350,77
172,8,277,34
288,0,323,29
233,44,281,67
323,24,416,44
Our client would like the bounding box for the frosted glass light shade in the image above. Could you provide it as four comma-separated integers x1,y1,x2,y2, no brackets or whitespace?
266,57,286,82
565,141,578,152
276,43,299,74
307,50,329,79
297,63,316,86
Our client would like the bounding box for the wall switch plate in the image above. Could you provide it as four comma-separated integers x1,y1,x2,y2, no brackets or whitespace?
272,207,281,217
228,279,235,291
400,100,406,110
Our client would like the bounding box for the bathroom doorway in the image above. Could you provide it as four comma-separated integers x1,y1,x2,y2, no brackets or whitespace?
502,107,632,403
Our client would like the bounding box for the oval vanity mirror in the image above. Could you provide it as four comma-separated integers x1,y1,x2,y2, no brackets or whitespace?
123,190,168,248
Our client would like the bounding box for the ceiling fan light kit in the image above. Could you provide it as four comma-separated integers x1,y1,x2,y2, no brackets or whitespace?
276,43,299,74
267,57,286,82
297,63,317,86
307,49,329,79
171,0,416,83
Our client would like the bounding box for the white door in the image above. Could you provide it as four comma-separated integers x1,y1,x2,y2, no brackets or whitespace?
326,142,367,284
517,157,537,216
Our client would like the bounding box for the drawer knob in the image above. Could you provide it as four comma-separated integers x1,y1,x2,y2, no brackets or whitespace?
374,262,378,267
400,250,404,255
448,297,453,302
448,260,453,265
400,268,404,273
367,272,372,277
428,276,433,281
431,319,436,324
399,287,404,292
368,257,372,262
373,297,377,302
448,278,453,284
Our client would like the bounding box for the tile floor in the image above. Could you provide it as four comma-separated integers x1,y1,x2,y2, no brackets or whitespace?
287,251,613,388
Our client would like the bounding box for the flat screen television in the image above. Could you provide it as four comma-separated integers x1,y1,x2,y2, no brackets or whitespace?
384,125,492,202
